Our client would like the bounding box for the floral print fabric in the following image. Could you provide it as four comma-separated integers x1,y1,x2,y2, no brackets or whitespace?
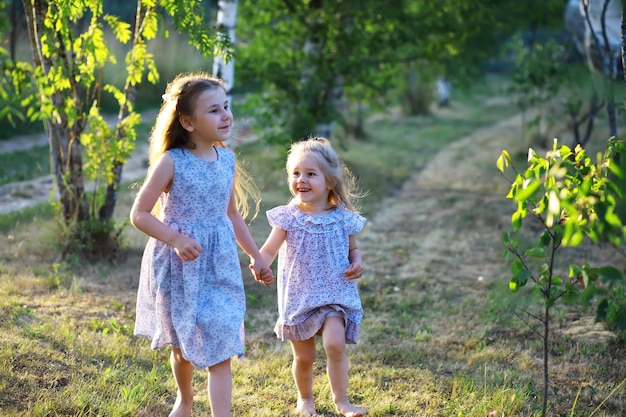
134,147,245,368
267,204,366,344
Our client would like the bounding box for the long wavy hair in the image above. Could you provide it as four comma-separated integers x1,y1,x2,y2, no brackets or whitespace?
286,137,363,213
148,71,260,219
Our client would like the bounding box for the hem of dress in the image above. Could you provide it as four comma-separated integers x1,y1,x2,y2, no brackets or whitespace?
274,305,360,344
134,333,244,369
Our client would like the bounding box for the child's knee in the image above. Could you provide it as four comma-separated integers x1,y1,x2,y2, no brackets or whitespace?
294,350,316,365
323,337,346,358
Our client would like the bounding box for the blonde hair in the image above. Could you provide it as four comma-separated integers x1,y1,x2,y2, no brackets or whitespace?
149,71,260,219
286,137,362,212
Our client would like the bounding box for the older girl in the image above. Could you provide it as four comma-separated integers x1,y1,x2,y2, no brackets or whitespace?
131,72,273,417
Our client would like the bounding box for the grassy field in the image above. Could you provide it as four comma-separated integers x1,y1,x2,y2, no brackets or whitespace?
1,74,625,416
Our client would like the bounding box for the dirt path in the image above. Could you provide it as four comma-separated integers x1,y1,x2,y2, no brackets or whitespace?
363,113,522,289
359,110,615,344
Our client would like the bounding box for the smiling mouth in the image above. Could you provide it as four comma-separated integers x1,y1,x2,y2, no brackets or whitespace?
296,187,310,192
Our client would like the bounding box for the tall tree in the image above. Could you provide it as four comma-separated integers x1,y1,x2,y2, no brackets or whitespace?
4,0,229,258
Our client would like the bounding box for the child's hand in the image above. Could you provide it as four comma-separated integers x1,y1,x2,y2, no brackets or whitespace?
173,235,203,261
249,258,274,286
258,266,275,286
344,262,364,281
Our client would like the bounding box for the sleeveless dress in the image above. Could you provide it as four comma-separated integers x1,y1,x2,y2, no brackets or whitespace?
134,147,245,369
266,204,367,344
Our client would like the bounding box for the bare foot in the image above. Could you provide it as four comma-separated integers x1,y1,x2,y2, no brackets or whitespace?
335,401,367,417
296,397,317,416
169,394,193,417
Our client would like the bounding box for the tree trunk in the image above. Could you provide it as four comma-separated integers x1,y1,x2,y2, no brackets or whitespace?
213,0,237,95
212,0,237,147
623,0,626,109
9,0,17,60
23,0,89,223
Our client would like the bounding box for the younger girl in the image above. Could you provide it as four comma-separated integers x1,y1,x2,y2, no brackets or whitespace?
258,138,367,416
130,72,273,417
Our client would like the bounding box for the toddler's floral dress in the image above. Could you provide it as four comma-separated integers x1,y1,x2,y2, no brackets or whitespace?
267,204,366,344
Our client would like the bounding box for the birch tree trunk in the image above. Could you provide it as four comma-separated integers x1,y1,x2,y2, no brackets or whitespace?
213,1,237,98
212,0,237,146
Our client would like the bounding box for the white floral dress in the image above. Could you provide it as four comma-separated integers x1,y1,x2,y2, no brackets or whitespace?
134,147,245,369
267,204,366,344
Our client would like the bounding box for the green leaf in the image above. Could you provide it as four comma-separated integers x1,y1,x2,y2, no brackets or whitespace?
596,299,609,322
509,276,520,292
511,210,524,231
538,230,551,247
569,264,581,278
562,283,580,304
518,269,532,286
496,151,510,173
524,247,546,258
513,178,541,202
597,266,624,283
105,15,132,43
511,258,524,274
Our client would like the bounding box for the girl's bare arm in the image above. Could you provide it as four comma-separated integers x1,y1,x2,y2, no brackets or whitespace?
344,235,364,280
259,226,287,266
130,154,202,261
227,192,274,285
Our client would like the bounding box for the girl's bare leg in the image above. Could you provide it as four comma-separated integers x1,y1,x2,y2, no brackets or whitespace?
169,347,194,417
322,317,367,417
207,359,232,417
290,338,318,416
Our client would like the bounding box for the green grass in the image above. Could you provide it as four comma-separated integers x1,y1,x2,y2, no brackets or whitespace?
0,145,50,186
1,74,625,416
0,202,55,234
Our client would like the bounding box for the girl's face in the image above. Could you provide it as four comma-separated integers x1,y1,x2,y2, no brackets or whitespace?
288,154,330,210
182,87,233,143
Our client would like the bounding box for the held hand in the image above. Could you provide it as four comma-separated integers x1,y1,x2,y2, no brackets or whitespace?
344,262,364,281
249,257,275,286
173,235,203,262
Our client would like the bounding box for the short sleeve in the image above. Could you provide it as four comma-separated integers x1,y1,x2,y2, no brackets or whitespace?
343,210,366,235
266,205,292,230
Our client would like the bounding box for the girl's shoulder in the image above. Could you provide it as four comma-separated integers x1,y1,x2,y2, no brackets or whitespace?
336,204,367,234
266,204,296,228
267,204,366,234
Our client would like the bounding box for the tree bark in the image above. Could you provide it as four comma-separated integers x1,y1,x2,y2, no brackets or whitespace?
212,0,237,147
212,0,237,95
